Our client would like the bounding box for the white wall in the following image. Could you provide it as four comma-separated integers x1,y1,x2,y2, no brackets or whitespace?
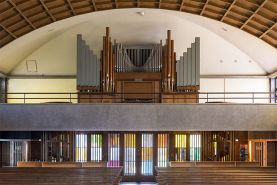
199,78,270,103
8,9,265,76
7,79,77,103
7,78,269,104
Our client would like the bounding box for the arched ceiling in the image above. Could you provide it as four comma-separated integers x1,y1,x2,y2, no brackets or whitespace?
0,0,277,48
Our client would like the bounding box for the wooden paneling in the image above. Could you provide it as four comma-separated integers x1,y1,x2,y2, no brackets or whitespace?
123,81,153,100
115,73,162,80
162,95,173,103
17,162,42,167
42,162,82,167
30,141,41,161
82,162,107,167
267,141,276,167
116,81,122,103
162,93,199,103
249,131,277,139
154,81,160,103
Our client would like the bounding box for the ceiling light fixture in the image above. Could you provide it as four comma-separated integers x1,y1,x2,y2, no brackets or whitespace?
222,28,227,31
48,29,54,32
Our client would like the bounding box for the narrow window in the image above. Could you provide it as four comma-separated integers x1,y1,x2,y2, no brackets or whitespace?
108,134,120,167
175,134,186,161
190,134,201,161
141,134,153,176
91,134,102,162
157,134,169,167
124,134,136,176
75,134,87,162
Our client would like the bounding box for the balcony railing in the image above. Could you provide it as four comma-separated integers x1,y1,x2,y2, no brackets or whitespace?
0,92,276,104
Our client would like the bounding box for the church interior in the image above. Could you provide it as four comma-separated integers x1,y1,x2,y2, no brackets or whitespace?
0,0,277,184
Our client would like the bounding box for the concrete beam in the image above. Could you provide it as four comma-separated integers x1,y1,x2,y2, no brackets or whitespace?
0,104,276,131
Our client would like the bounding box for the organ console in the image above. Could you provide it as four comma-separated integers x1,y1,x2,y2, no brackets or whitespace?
77,27,200,103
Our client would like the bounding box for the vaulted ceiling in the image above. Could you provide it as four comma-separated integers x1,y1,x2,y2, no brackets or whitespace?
0,0,277,48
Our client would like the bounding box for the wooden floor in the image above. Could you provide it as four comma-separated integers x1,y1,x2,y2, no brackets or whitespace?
155,167,277,185
0,167,123,185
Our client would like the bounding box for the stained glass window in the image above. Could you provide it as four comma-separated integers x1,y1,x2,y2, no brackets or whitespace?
175,134,186,161
91,134,102,162
157,134,169,167
124,134,136,176
190,134,201,161
141,134,153,176
108,134,120,167
75,134,87,162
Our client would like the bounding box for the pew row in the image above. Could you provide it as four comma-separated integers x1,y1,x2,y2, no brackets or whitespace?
155,167,277,185
0,167,123,185
170,161,261,167
17,161,107,167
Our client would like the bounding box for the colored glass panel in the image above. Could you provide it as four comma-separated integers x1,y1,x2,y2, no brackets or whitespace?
190,134,201,161
75,134,87,162
91,134,102,162
157,134,169,167
175,134,186,161
108,134,120,167
124,134,136,176
141,134,153,176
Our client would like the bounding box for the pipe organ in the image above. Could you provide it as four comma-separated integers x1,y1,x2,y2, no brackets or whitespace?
176,38,200,91
77,34,100,91
77,27,201,103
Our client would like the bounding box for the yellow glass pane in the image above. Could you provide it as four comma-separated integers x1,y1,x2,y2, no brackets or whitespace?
76,147,79,161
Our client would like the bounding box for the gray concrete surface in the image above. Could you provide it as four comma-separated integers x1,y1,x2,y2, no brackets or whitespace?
0,103,276,131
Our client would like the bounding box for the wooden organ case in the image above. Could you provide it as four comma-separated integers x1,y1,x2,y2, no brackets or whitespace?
77,27,200,103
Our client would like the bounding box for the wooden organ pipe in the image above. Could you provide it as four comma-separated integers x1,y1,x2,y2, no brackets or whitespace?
174,52,176,89
164,45,168,92
167,30,171,92
112,54,115,92
171,40,174,91
109,42,113,92
102,37,106,92
162,55,165,92
106,27,110,92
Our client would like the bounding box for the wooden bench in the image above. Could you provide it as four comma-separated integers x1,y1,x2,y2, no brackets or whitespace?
0,167,123,185
17,161,108,167
170,161,261,167
155,167,277,184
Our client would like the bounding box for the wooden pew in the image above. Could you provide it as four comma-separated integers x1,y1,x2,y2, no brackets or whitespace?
17,161,108,167
155,167,277,184
0,167,123,185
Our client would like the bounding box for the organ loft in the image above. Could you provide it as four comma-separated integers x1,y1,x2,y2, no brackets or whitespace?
0,6,277,183
77,27,200,103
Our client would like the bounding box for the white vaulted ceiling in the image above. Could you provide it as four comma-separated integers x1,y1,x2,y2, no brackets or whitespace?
0,9,276,76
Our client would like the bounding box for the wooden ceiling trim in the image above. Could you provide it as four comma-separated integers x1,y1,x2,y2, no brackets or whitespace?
256,12,275,23
233,2,254,14
0,22,17,38
206,2,228,11
220,0,237,21
1,0,277,48
91,0,97,11
39,0,56,22
66,0,76,15
259,21,277,38
7,0,36,29
240,0,268,30
244,0,260,7
200,0,209,15
179,0,185,11
217,0,232,5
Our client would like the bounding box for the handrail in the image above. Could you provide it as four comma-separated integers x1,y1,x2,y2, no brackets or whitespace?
0,92,276,104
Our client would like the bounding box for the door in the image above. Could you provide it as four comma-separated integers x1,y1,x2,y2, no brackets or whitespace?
122,133,155,182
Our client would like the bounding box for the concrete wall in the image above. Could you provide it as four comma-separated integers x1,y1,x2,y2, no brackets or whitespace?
0,104,276,131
